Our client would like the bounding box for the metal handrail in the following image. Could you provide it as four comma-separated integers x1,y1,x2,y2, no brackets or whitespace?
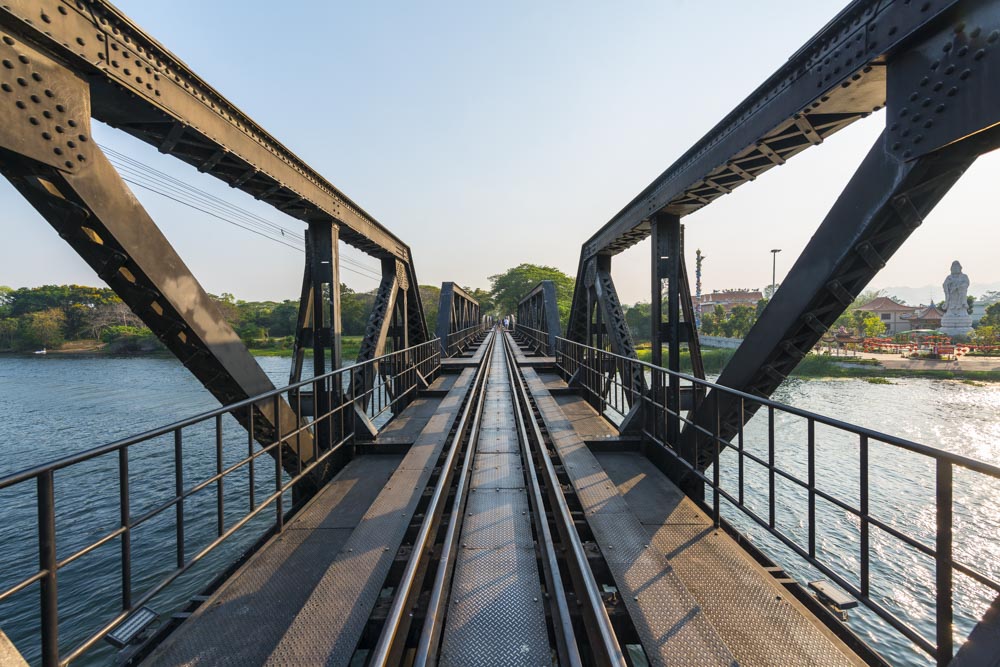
0,339,441,666
555,336,1000,666
444,324,483,357
513,324,550,356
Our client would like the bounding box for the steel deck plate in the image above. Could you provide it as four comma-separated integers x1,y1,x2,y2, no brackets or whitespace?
470,452,524,489
476,426,519,453
144,456,400,666
440,340,549,666
522,368,737,666
463,489,533,549
599,452,860,666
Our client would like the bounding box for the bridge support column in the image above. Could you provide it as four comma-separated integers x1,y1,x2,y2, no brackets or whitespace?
650,215,705,454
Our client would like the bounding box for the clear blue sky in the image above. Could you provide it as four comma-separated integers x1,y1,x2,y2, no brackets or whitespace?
2,0,998,305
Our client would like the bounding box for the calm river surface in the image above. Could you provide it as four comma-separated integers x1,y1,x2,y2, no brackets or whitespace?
0,355,998,665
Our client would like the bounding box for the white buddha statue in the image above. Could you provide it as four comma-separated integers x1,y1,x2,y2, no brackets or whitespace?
940,260,973,336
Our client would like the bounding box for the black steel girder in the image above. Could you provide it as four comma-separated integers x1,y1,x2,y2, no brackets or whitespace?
678,125,1000,477
515,281,561,354
0,0,411,261
435,282,481,356
0,35,313,473
580,0,963,258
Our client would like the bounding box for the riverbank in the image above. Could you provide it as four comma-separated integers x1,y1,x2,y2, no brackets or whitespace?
249,336,362,360
2,337,365,361
633,347,1000,382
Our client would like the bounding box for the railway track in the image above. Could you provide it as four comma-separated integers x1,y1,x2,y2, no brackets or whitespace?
359,329,635,666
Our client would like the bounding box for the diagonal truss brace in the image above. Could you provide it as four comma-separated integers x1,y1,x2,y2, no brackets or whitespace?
0,37,312,473
676,126,1000,489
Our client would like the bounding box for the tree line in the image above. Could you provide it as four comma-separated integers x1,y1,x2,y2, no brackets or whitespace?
0,263,578,353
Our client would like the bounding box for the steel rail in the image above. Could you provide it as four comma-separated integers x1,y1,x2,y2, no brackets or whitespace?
368,330,497,666
501,332,582,666
411,332,496,666
506,333,627,666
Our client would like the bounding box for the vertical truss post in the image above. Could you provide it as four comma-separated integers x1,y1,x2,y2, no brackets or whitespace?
651,213,682,444
306,221,342,469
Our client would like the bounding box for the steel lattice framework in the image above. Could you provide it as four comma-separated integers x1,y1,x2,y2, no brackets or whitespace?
0,0,434,481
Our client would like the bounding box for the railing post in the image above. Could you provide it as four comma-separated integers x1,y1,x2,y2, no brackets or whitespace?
118,447,132,609
807,419,815,560
216,414,224,537
767,407,775,529
38,470,58,667
737,396,745,508
274,395,284,532
860,434,870,598
936,459,953,666
712,394,720,527
248,409,256,511
174,429,185,568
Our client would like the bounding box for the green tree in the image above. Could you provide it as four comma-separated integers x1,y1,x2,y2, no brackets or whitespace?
861,313,887,338
0,318,18,349
0,286,12,318
624,302,651,341
727,305,756,338
17,308,67,349
489,264,575,327
419,285,442,334
970,325,997,348
466,287,496,318
982,302,1000,328
267,301,300,337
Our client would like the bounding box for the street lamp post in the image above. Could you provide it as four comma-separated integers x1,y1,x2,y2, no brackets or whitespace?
770,248,781,299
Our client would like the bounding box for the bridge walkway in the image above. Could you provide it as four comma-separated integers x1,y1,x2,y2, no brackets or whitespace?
141,332,865,666
517,336,864,666
144,365,480,666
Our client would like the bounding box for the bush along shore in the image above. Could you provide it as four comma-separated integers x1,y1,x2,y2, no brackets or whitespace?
633,347,1000,382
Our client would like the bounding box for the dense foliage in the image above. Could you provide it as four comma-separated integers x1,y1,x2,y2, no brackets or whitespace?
488,264,575,327
0,283,445,352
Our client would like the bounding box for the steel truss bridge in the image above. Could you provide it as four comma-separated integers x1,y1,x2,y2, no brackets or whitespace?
1,0,999,665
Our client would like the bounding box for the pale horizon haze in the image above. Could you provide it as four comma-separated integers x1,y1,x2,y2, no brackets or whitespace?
2,1,998,307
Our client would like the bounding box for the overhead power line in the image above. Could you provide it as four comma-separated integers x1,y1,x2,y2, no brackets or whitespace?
98,143,384,282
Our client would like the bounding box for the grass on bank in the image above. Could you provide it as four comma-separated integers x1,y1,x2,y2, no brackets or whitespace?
633,346,1000,382
249,336,363,361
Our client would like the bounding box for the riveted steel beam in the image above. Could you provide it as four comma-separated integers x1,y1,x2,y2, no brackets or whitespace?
515,280,561,354
676,124,1000,484
0,0,411,261
0,36,313,474
435,282,481,356
582,0,961,258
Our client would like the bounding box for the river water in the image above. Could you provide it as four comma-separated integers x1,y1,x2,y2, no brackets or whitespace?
0,355,997,665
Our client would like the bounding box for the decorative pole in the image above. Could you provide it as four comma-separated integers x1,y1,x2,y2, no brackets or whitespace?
695,248,704,329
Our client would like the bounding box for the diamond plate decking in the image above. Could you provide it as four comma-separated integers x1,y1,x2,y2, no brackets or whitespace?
439,338,550,666
145,366,479,667
521,364,864,667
